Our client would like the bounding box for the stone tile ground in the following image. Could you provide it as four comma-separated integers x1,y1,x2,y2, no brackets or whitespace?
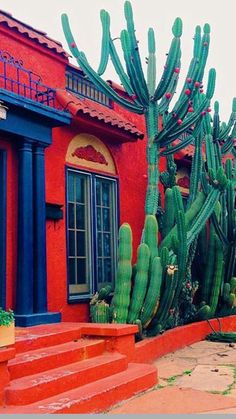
107,340,236,414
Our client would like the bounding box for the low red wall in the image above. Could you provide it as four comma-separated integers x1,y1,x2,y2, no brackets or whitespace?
133,315,236,363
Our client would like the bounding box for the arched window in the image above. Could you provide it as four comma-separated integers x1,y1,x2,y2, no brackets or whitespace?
66,134,118,301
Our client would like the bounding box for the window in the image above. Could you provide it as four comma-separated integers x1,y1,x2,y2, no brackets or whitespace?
66,168,118,300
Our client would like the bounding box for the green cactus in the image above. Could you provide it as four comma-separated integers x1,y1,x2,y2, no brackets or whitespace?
111,223,132,323
90,301,110,323
140,256,163,328
127,243,150,323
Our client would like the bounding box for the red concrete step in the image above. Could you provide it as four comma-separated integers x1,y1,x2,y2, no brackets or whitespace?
15,323,83,354
1,363,157,414
5,352,128,405
8,338,105,379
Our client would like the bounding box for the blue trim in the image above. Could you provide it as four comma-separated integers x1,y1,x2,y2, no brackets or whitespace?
33,146,47,313
0,150,7,309
16,140,34,315
0,89,71,125
14,312,61,327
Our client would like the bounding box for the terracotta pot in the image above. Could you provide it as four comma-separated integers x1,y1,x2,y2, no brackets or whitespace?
0,323,15,348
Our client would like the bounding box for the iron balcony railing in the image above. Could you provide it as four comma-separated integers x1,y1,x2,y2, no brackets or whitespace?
66,69,111,108
0,50,57,108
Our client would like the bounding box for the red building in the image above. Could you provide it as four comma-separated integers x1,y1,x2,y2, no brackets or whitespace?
0,10,161,326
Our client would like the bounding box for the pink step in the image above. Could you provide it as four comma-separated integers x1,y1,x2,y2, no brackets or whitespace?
8,338,105,379
5,352,128,405
1,363,157,414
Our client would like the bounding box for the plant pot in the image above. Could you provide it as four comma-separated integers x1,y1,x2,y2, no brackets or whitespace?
0,323,15,348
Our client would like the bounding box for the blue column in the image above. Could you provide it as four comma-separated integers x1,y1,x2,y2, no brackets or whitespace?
16,139,33,315
34,145,47,313
0,150,7,309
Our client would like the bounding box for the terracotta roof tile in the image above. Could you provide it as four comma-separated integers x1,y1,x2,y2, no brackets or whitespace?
0,10,69,58
55,89,144,139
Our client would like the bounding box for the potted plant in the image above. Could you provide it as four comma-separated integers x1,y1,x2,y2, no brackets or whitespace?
0,308,15,348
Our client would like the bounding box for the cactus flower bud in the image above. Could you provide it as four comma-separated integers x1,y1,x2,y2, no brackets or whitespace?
185,89,191,96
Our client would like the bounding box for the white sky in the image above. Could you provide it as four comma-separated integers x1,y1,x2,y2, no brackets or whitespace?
0,0,236,120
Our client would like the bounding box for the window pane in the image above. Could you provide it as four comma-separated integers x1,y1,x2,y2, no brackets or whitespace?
75,176,84,203
76,231,86,256
68,203,75,229
69,231,75,256
96,208,102,231
104,258,112,282
77,259,86,284
97,233,103,256
103,208,110,231
68,259,76,284
96,180,101,205
102,182,110,206
76,204,85,229
68,172,74,201
103,233,111,257
97,258,103,283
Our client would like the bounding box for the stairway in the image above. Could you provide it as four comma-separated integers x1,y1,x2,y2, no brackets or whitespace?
0,323,157,414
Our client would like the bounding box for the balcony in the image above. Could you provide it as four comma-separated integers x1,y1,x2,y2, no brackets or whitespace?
66,67,111,108
0,50,57,108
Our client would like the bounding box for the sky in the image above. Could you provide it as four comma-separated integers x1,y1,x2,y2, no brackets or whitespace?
1,0,236,120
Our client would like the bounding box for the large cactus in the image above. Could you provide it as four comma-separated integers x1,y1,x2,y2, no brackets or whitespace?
61,2,235,334
62,1,215,216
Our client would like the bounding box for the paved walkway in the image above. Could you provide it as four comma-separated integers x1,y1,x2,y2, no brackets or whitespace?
106,340,236,414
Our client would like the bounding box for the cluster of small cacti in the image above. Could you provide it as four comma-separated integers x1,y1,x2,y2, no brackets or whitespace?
62,1,235,336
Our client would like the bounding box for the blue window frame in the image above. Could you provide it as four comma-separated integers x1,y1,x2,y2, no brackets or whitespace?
66,168,118,301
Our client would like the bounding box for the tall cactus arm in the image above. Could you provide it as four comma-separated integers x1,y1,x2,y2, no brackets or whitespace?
140,257,163,328
147,28,156,96
160,68,215,143
145,102,159,215
97,10,110,76
201,224,216,303
124,1,149,101
143,215,159,259
187,135,203,208
153,18,182,101
111,223,132,323
205,133,217,177
158,59,181,114
209,235,224,316
195,23,211,82
219,98,236,140
162,25,202,128
61,14,144,114
160,134,194,156
172,185,185,214
187,188,221,247
161,189,175,237
213,101,220,141
227,180,235,242
109,36,134,96
171,210,188,307
127,243,150,323
158,96,208,144
120,30,149,106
